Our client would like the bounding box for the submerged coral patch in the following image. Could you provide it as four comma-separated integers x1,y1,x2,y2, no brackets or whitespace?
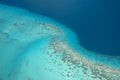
0,3,120,80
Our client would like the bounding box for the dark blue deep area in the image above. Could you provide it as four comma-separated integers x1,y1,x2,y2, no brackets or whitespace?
0,0,120,56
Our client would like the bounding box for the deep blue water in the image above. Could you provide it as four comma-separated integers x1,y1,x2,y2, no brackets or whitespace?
0,0,120,56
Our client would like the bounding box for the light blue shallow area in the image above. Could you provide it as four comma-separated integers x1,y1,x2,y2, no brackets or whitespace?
0,3,120,80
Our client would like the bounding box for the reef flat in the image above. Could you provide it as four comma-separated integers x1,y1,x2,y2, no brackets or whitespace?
0,3,120,80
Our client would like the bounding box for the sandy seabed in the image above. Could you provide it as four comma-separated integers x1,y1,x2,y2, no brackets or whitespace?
0,3,120,80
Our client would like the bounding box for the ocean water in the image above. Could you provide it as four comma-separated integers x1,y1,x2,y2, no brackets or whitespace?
0,0,120,56
0,1,120,80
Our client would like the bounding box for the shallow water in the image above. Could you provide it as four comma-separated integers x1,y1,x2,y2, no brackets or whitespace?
0,3,120,80
0,0,120,56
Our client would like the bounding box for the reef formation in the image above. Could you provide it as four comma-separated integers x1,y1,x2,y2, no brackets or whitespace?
0,3,120,80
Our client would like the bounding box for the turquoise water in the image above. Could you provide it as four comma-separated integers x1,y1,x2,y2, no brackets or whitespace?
0,3,120,80
0,0,120,56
